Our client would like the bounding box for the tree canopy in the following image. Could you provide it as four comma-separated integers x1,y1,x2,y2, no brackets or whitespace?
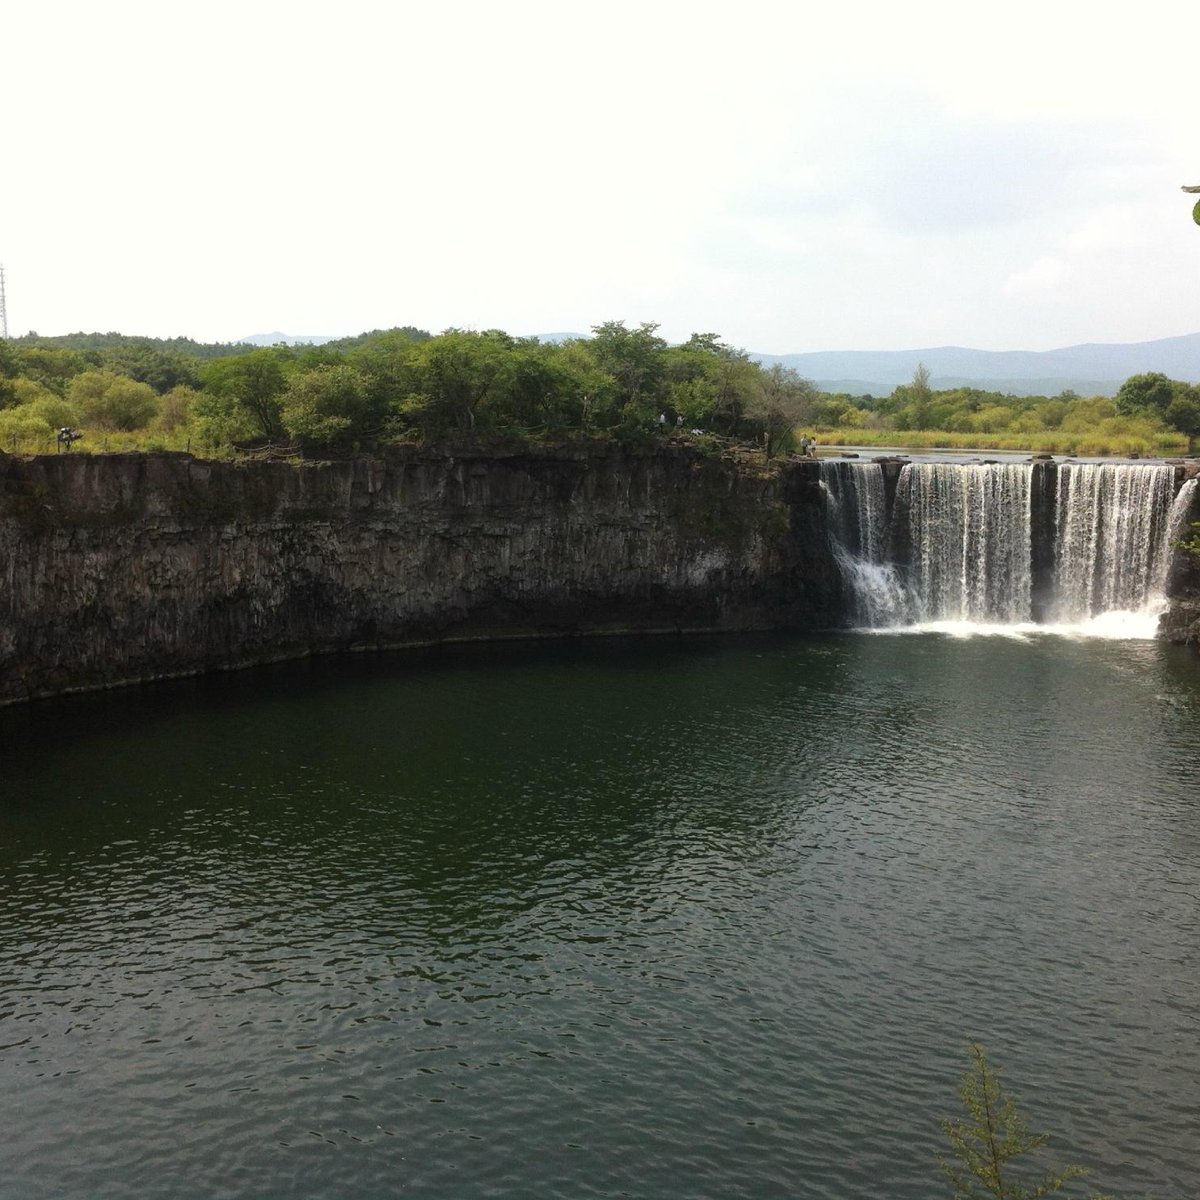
0,322,1194,457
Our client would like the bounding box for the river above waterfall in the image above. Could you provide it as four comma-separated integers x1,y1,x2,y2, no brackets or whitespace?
1,634,1198,1199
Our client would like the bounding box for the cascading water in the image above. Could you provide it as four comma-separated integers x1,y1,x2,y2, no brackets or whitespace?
821,458,1191,638
895,462,1033,624
1050,464,1176,623
819,462,907,626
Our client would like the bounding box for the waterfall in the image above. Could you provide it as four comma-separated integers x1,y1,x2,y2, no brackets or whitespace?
1050,464,1177,624
896,463,1033,624
821,458,1190,638
819,462,907,626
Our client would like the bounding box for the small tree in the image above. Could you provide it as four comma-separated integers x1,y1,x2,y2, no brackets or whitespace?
940,1043,1110,1200
67,369,159,431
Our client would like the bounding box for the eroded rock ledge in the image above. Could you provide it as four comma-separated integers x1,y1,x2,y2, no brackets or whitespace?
0,445,842,704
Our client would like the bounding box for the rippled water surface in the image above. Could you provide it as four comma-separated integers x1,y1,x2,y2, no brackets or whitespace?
2,634,1199,1199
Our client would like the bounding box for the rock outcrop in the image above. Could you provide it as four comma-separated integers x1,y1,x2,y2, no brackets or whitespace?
1162,467,1200,647
0,445,843,703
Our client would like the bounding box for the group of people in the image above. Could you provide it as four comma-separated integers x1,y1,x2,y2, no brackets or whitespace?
799,434,817,457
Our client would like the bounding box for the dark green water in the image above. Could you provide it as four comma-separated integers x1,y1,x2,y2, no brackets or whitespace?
1,633,1198,1199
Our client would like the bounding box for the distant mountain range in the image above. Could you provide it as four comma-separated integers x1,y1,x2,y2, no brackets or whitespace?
750,332,1200,397
239,330,1200,397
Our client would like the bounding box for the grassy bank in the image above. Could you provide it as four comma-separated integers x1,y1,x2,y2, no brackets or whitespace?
812,427,1191,456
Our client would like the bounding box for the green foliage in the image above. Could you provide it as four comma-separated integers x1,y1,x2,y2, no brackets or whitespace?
587,321,669,416
188,390,259,450
279,364,374,448
0,406,55,452
490,341,584,430
940,1044,1109,1200
1193,198,1200,226
67,370,159,431
100,346,201,393
1115,372,1177,417
155,385,199,435
838,375,1194,453
402,329,509,435
1165,392,1200,437
0,320,1191,461
0,340,19,396
25,392,82,431
748,364,819,457
16,346,91,394
201,349,291,441
10,330,259,360
1113,372,1200,436
1177,522,1200,559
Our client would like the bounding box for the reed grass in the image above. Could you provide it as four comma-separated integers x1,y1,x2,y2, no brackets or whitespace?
811,427,1190,457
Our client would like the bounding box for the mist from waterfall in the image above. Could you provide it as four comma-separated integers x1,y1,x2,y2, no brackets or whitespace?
821,460,1192,639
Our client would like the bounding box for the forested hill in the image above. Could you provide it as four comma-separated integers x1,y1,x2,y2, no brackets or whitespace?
10,331,258,360
751,332,1200,397
16,329,1200,397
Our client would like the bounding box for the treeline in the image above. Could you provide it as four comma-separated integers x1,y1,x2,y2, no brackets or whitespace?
810,364,1197,454
0,323,817,457
0,328,1195,458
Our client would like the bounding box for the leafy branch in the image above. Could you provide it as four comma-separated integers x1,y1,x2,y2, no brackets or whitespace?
940,1043,1112,1200
1177,521,1200,559
1184,184,1200,225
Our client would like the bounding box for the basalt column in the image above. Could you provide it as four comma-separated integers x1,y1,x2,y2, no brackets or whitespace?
1029,460,1058,624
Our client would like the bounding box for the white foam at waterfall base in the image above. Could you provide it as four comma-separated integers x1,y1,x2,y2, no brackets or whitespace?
834,556,909,628
862,608,1166,641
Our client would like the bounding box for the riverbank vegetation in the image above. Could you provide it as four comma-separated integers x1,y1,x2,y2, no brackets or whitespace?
0,328,1194,458
811,366,1194,456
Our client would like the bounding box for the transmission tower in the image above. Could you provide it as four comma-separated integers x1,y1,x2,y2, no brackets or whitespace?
0,265,8,340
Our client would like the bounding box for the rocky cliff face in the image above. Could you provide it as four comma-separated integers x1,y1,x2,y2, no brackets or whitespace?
1163,467,1200,647
0,446,843,703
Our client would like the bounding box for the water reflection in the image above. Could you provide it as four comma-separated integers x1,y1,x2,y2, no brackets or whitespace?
1,634,1199,1199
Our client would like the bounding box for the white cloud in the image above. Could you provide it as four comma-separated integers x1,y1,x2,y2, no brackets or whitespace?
1002,257,1072,298
2,0,1198,349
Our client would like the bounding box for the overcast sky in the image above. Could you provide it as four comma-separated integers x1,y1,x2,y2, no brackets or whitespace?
3,0,1197,352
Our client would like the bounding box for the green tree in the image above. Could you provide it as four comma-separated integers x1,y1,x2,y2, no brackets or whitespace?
279,365,373,448
347,328,425,410
1165,392,1200,437
491,341,582,430
67,370,159,431
16,346,91,395
587,321,668,417
189,391,258,449
155,385,199,435
402,330,509,434
100,346,202,393
553,340,618,429
748,364,819,456
940,1044,1109,1200
201,348,291,440
0,338,18,406
1114,372,1177,417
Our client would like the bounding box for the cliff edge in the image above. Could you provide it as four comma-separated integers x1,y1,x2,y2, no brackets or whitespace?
0,445,842,703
